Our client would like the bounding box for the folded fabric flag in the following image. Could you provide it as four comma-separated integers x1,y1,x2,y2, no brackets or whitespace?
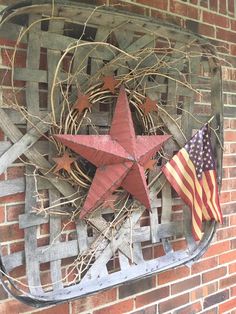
162,124,223,240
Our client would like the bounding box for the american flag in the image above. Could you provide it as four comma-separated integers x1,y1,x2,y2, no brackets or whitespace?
162,124,223,240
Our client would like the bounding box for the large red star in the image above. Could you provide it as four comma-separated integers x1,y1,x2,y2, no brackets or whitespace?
54,86,170,219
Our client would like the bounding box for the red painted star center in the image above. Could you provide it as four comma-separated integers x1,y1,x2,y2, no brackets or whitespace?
55,86,171,219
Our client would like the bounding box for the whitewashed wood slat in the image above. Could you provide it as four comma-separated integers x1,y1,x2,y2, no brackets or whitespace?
0,177,25,197
24,13,44,296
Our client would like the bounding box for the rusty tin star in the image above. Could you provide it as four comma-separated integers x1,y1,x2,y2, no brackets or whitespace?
53,152,76,174
54,86,170,219
139,97,158,115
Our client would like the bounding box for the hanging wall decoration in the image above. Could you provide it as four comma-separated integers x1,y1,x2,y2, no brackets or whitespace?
0,0,223,307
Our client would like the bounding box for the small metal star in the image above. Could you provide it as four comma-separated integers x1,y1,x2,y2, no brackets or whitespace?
73,93,91,114
139,97,158,115
53,152,76,173
101,75,119,94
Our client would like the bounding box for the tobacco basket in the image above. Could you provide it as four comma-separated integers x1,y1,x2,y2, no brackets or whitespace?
0,0,223,307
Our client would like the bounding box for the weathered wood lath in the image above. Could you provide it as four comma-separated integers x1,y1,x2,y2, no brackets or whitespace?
0,0,223,307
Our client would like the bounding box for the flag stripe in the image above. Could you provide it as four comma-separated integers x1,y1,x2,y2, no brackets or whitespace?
202,171,219,221
204,170,223,223
170,151,203,226
177,150,203,215
163,161,202,240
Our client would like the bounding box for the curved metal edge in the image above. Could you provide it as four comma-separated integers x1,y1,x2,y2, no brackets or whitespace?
0,221,217,308
0,0,222,308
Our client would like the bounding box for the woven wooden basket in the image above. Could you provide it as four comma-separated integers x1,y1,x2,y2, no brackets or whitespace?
0,0,223,307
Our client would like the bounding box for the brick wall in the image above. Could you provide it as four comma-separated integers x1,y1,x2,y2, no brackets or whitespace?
0,0,236,313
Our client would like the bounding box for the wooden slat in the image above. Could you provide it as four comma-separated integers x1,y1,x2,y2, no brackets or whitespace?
24,13,44,295
19,213,48,229
47,19,65,291
0,177,24,197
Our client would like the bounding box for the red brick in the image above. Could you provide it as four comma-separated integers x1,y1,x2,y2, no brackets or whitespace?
0,193,25,205
230,144,236,153
201,308,218,314
191,257,218,274
229,261,236,273
93,299,133,314
172,239,187,251
6,203,24,222
221,202,236,215
185,20,215,37
203,240,230,258
219,0,227,14
202,266,227,283
40,223,50,235
231,192,236,201
223,167,229,179
1,48,26,68
0,299,33,314
220,250,236,264
219,297,236,313
32,303,69,314
200,0,208,9
230,120,236,129
221,178,231,191
209,0,218,11
199,23,215,37
7,166,25,179
0,206,5,224
2,88,26,108
135,286,169,308
216,28,236,43
130,305,157,314
204,290,229,308
225,131,236,141
0,38,27,48
10,241,24,253
230,215,236,225
220,274,236,289
158,293,189,313
231,286,236,296
137,0,167,10
174,301,202,314
151,10,184,27
170,0,199,19
0,223,24,242
71,289,117,313
0,69,25,88
158,266,190,285
119,277,155,299
220,191,231,203
217,227,236,241
231,238,236,249
228,0,235,16
190,282,218,301
0,284,7,301
171,275,200,295
203,11,229,28
230,44,236,55
108,1,146,15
